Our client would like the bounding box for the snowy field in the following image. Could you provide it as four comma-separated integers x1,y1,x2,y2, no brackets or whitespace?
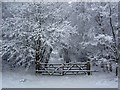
2,70,118,88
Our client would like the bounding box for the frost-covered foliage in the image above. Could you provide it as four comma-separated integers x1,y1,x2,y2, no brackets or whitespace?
1,2,77,69
68,2,119,63
1,2,119,70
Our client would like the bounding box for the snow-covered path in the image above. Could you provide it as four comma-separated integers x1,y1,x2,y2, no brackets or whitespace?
2,71,118,88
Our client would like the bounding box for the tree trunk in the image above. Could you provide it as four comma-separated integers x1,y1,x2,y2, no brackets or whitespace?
109,4,119,63
35,37,42,73
63,48,70,63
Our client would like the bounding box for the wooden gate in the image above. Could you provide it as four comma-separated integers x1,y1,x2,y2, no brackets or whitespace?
35,62,98,75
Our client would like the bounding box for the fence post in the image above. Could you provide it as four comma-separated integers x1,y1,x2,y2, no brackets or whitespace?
35,62,39,73
35,62,38,73
86,61,91,75
109,62,112,72
116,64,118,76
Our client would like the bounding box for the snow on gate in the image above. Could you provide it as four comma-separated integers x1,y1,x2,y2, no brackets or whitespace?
35,62,98,75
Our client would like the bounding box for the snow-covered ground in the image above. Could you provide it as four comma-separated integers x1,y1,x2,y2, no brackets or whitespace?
0,71,2,89
2,70,118,88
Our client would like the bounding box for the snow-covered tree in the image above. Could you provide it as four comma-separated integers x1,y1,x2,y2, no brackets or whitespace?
1,2,77,69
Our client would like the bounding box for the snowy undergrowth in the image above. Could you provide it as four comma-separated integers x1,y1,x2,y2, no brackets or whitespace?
2,70,118,88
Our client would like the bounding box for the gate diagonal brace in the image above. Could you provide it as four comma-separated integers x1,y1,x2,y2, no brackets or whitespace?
51,64,64,75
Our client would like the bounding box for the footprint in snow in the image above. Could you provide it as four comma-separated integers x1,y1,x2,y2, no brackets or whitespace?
19,79,27,83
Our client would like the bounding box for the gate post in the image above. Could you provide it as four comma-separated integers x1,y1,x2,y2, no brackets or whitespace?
35,50,40,74
86,61,91,75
